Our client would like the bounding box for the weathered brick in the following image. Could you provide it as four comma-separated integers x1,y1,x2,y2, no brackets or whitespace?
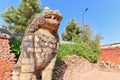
0,31,15,80
27,47,34,52
20,73,33,80
21,64,35,72
21,58,31,64
35,47,42,52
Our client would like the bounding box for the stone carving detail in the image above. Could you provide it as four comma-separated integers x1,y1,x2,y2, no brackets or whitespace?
12,8,62,80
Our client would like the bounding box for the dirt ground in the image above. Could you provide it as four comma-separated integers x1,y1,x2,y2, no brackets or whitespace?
82,70,120,80
63,67,120,80
53,55,120,80
62,55,120,80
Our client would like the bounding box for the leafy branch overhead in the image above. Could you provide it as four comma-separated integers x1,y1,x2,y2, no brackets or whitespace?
1,0,41,33
1,0,41,56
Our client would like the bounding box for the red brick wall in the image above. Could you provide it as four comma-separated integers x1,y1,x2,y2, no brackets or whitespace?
0,37,15,80
99,48,120,64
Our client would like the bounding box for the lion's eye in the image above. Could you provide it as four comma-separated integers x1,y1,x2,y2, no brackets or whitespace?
53,16,59,21
53,17,56,19
45,15,51,19
46,16,51,19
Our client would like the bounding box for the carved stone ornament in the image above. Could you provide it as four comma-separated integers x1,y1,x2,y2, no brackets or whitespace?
12,7,62,80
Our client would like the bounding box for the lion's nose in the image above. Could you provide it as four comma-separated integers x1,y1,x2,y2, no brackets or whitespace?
51,15,54,19
51,15,57,20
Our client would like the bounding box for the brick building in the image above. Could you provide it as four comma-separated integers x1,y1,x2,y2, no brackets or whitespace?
100,43,120,64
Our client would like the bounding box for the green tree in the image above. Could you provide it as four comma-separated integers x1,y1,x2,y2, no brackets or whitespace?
61,18,102,63
1,0,41,57
81,25,92,42
1,0,41,33
62,18,82,42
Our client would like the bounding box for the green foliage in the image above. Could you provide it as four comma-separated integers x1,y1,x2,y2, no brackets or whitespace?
61,18,102,63
62,18,82,42
10,37,22,57
1,0,41,33
61,18,101,43
57,43,101,63
1,0,41,57
80,25,92,42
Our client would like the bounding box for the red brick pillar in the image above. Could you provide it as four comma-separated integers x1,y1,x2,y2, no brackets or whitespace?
0,31,15,80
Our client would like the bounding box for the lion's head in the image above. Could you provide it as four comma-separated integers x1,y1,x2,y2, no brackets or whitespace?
28,8,62,34
41,8,63,32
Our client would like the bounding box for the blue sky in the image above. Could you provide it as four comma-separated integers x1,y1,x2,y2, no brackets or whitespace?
0,0,120,45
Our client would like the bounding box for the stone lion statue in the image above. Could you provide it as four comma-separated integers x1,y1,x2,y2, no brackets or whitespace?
12,7,62,80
